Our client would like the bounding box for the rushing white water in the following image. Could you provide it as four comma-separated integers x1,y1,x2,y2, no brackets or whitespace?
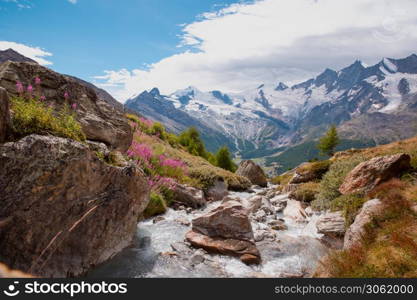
88,188,329,278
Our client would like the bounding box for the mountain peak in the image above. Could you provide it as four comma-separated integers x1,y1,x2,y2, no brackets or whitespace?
275,82,288,91
0,48,38,64
149,87,161,96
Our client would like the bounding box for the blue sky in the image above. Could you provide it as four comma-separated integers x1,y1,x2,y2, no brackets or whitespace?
1,0,417,101
0,0,237,79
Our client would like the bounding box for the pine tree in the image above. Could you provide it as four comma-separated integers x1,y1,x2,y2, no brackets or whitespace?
317,125,340,156
215,146,236,172
179,127,207,158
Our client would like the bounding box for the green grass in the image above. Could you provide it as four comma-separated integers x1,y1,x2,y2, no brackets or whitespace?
312,155,366,210
143,192,167,218
11,97,86,142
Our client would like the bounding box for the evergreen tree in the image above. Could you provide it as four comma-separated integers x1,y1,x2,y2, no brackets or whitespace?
317,125,340,156
179,127,207,158
215,146,236,172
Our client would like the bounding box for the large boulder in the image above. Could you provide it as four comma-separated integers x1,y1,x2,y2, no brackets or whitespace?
192,200,254,241
283,199,307,222
0,134,150,277
339,154,411,195
185,231,260,265
205,178,228,201
172,184,206,208
316,211,345,249
0,61,132,152
344,199,383,249
0,87,10,143
186,200,260,264
236,160,268,187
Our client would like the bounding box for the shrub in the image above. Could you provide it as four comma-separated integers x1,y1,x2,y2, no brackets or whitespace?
291,182,320,202
151,122,166,139
313,156,366,210
297,160,332,180
330,194,366,226
143,192,167,218
10,97,86,142
271,172,293,185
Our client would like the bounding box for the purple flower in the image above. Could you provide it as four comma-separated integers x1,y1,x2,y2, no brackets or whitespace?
27,85,33,92
40,95,46,101
64,92,69,100
35,77,41,85
71,103,77,110
16,81,24,93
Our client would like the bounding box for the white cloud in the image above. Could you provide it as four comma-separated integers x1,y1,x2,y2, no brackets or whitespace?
67,0,77,4
0,41,53,65
94,0,417,102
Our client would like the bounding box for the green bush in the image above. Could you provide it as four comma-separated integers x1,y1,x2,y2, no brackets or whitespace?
11,97,86,142
143,192,167,218
330,194,366,226
291,182,320,202
271,172,293,185
313,156,366,210
151,122,166,139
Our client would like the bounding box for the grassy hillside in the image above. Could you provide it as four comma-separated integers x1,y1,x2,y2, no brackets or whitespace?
280,136,417,278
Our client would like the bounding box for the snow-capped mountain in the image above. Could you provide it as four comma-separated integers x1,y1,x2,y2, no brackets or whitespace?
125,54,417,157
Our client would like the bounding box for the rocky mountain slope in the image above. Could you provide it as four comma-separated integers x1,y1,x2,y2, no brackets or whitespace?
126,54,417,163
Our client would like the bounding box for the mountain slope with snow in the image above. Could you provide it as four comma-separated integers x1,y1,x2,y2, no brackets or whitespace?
125,54,417,161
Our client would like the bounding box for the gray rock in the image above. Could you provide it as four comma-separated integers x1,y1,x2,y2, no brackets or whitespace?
339,154,411,194
173,184,206,208
0,87,10,143
236,160,268,187
0,61,132,151
0,134,150,277
344,199,383,249
205,178,228,201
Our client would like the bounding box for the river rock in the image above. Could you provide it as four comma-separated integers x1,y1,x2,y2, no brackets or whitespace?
185,231,261,265
0,134,149,277
236,160,268,187
205,178,228,201
283,199,307,222
173,184,206,208
0,87,10,143
339,154,411,194
0,61,132,152
316,211,345,249
344,199,383,249
191,200,254,241
268,219,288,231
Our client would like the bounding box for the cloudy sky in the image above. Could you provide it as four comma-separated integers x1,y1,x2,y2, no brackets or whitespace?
1,0,417,101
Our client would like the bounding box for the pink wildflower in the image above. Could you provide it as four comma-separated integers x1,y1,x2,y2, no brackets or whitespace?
35,77,41,85
64,92,69,100
40,95,46,101
16,81,24,94
27,85,33,92
71,103,77,110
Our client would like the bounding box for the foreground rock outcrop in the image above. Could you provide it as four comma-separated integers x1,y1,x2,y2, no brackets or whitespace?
236,160,268,187
344,199,383,249
186,200,261,264
0,61,132,151
339,154,411,194
0,134,150,277
0,87,10,143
